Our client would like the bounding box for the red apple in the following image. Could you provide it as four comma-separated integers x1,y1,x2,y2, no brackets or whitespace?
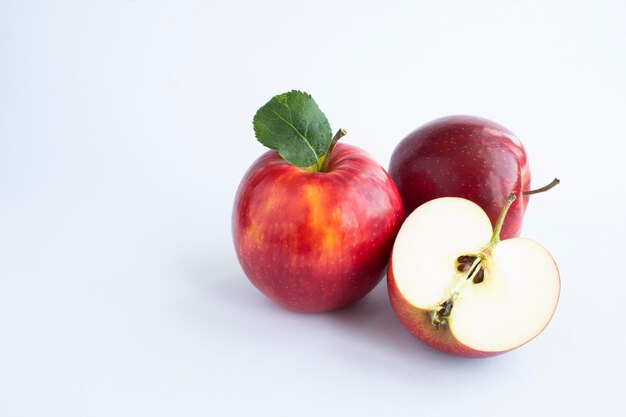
233,143,404,313
389,115,530,239
388,194,560,357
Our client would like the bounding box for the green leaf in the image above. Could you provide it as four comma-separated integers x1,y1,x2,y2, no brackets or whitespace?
253,90,332,168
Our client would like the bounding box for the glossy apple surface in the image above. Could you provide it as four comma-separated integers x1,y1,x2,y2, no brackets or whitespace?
389,115,530,239
233,143,404,313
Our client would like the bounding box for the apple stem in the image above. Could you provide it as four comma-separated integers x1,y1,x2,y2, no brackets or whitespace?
320,129,347,172
489,178,561,245
490,193,517,245
523,178,560,196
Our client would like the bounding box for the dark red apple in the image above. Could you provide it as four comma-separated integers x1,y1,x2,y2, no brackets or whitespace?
233,143,404,313
389,115,530,239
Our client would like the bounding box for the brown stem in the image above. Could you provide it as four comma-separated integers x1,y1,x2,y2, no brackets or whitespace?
320,129,347,172
523,178,560,196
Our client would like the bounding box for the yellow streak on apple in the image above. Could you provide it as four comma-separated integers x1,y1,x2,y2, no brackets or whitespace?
303,184,341,255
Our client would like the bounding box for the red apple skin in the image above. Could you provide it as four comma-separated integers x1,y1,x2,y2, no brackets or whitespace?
389,116,530,240
233,143,405,313
387,256,498,358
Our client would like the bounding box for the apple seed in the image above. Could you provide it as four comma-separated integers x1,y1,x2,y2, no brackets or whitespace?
457,255,477,264
473,269,485,284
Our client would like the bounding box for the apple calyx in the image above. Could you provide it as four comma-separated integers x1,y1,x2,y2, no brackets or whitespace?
430,178,560,328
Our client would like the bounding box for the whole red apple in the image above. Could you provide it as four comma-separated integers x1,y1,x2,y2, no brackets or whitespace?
389,115,530,239
233,143,404,312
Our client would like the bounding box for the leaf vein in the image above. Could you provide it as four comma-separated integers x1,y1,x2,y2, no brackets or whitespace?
269,109,318,161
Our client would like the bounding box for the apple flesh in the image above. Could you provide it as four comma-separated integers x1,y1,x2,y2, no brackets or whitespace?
233,143,405,313
387,197,559,357
389,115,530,239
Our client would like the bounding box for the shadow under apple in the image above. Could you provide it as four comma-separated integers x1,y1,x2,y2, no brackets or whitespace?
190,256,510,380
323,279,511,377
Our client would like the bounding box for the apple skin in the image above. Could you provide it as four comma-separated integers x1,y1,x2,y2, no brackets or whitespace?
233,143,405,313
387,256,496,358
389,115,530,239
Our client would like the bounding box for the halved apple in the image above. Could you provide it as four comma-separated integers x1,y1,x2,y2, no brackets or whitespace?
388,196,560,357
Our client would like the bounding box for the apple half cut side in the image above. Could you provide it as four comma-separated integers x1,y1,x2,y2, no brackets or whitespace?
388,197,560,357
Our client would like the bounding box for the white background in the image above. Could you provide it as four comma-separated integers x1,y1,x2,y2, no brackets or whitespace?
1,1,625,415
